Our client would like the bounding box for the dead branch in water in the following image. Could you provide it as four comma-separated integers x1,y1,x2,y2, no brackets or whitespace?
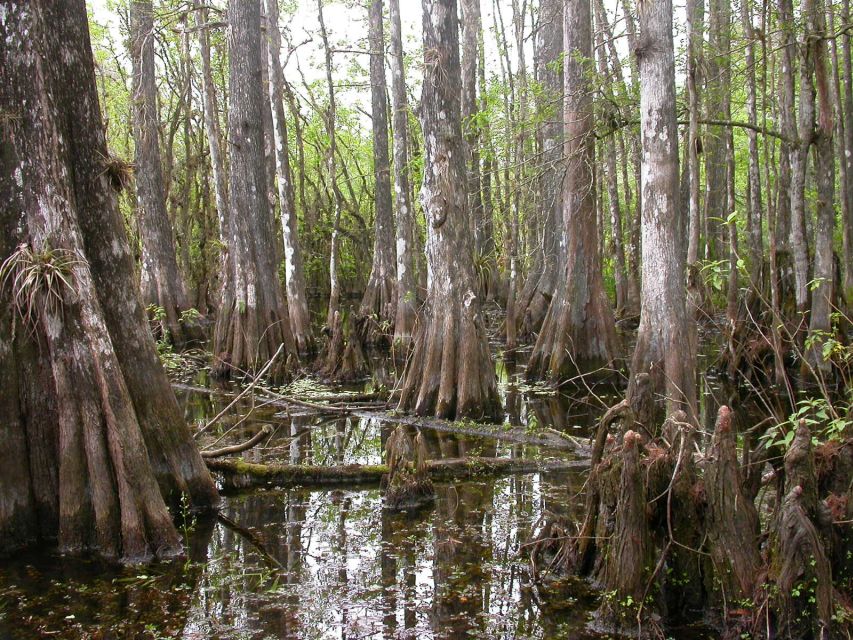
201,425,272,458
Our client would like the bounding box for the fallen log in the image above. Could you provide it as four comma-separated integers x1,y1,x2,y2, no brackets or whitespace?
174,382,587,453
206,456,587,491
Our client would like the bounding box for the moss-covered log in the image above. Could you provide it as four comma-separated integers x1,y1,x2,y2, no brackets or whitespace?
206,456,585,491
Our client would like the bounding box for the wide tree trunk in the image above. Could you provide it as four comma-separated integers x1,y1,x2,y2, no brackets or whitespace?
130,0,192,345
388,0,417,350
264,0,314,357
213,0,296,378
0,0,218,562
359,0,397,345
398,0,501,421
630,0,696,417
526,0,619,382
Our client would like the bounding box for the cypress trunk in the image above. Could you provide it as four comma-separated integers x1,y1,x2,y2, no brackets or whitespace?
0,0,218,562
398,0,501,421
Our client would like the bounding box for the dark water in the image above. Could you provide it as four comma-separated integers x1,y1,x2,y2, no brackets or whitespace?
0,348,739,640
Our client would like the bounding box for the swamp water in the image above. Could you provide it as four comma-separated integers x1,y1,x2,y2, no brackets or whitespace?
0,351,734,639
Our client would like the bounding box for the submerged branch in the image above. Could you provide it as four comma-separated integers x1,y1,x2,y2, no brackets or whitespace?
201,425,272,458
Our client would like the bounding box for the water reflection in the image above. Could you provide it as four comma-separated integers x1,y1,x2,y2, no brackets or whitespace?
0,358,747,640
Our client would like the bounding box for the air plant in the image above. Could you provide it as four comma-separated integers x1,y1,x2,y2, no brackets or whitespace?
0,242,83,336
98,151,135,193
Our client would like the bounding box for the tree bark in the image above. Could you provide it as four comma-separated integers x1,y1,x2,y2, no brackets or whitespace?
804,0,836,376
318,0,343,330
359,0,397,344
213,0,296,378
398,0,501,421
789,0,815,321
843,0,853,310
194,0,229,293
702,0,731,262
630,0,696,417
516,0,562,337
130,0,192,345
264,0,314,357
388,0,417,350
0,0,218,561
594,0,629,316
526,0,619,382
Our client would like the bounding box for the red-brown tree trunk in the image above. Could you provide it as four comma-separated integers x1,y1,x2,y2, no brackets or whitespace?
526,0,619,382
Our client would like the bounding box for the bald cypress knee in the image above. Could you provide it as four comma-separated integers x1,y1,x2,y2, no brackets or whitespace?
397,0,501,421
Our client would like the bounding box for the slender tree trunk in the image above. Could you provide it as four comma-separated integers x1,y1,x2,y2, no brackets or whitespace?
194,1,229,305
842,0,853,308
264,0,314,357
742,1,763,271
595,2,628,316
526,0,619,382
477,15,497,302
460,0,483,250
388,0,417,350
258,8,279,235
130,0,191,345
517,0,562,336
630,0,696,417
318,0,342,329
213,0,296,377
398,0,501,421
686,0,703,271
804,0,836,375
359,0,397,343
702,0,731,263
505,0,529,354
789,0,815,321
776,0,797,258
0,0,218,561
598,0,640,314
